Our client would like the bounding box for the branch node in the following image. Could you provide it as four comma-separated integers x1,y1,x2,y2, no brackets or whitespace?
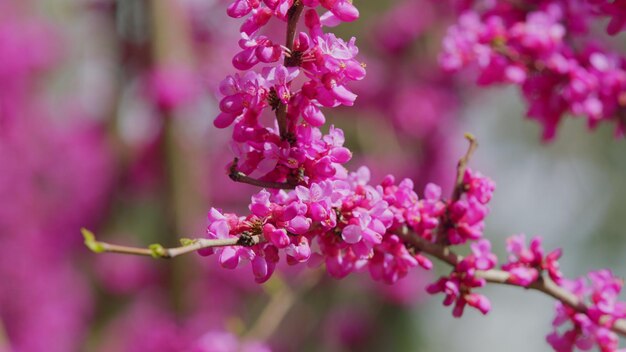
179,238,196,246
149,243,170,259
228,158,297,189
237,233,257,247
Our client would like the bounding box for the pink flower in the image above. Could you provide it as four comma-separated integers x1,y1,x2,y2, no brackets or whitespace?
428,239,496,317
547,270,626,352
441,3,626,140
233,34,282,70
227,0,261,19
319,0,359,22
502,234,562,286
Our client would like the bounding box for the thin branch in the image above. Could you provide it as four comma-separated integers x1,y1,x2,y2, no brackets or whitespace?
81,228,261,259
451,132,478,202
397,227,626,337
275,0,304,142
436,133,479,245
284,1,304,55
399,226,461,265
229,158,297,190
229,171,297,190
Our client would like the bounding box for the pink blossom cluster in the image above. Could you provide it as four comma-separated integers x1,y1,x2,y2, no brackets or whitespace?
202,166,497,303
214,0,493,320
201,1,626,351
203,167,422,283
502,234,563,287
227,0,358,26
416,169,495,317
215,0,365,184
427,239,496,317
442,168,495,244
441,1,626,140
547,270,626,352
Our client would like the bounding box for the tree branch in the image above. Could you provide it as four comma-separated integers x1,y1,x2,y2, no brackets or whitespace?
229,158,297,189
81,228,262,259
275,0,304,142
437,133,479,245
396,227,626,337
452,132,478,202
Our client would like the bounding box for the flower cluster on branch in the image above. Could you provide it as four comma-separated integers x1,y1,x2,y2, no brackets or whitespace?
441,0,626,140
84,1,626,350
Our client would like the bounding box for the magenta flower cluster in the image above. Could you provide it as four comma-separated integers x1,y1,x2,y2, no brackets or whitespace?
199,1,626,351
204,168,428,283
427,239,496,317
215,0,365,184
441,0,626,140
548,270,626,352
502,234,563,287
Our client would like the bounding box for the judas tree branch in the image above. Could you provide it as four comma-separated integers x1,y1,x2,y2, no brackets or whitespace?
229,171,297,190
229,158,297,189
451,133,478,202
276,0,304,142
438,133,478,245
81,228,262,259
396,227,626,337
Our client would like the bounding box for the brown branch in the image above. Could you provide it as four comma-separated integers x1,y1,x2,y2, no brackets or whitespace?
228,158,297,189
397,227,626,337
285,1,304,55
229,171,297,190
81,228,262,259
398,226,461,265
437,133,479,245
275,0,304,142
451,133,478,201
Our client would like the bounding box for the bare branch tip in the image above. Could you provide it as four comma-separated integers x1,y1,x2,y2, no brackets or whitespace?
464,132,476,142
463,133,478,154
81,228,105,254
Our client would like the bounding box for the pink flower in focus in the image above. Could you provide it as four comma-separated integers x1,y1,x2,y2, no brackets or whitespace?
427,239,496,317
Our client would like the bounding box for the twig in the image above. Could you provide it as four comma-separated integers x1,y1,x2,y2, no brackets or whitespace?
396,227,626,337
228,158,297,189
229,171,297,190
451,133,478,202
437,133,478,245
284,1,304,56
398,226,461,265
81,228,262,259
275,0,304,142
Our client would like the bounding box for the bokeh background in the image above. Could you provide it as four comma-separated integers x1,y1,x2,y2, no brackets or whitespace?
1,0,624,351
